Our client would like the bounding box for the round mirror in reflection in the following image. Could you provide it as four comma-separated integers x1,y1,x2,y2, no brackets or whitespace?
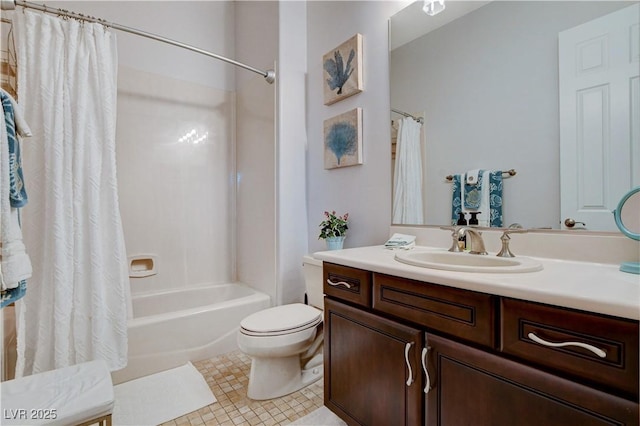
613,187,640,274
614,187,640,240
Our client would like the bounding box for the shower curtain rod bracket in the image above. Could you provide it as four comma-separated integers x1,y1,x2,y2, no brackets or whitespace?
264,69,276,84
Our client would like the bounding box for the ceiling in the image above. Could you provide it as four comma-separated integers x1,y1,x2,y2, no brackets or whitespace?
390,0,492,50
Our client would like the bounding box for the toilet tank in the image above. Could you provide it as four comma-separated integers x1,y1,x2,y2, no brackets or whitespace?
302,255,324,309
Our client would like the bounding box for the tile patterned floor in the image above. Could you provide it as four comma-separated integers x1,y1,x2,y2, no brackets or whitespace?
159,351,325,426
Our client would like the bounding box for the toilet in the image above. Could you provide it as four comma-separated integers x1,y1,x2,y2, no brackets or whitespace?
238,255,324,400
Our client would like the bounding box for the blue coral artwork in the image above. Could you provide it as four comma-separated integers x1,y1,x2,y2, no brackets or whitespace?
323,34,363,105
324,108,363,169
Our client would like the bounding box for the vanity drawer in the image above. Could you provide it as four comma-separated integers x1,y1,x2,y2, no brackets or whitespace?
372,273,496,348
323,263,372,308
500,298,639,399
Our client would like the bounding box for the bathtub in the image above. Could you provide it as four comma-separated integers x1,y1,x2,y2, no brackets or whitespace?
111,283,270,384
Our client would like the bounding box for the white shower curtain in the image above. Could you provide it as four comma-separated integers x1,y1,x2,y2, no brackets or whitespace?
393,117,424,224
14,10,130,376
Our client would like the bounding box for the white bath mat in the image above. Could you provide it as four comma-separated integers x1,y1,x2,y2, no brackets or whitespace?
288,406,347,426
112,362,216,426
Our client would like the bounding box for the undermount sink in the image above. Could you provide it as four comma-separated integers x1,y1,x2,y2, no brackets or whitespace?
394,250,543,273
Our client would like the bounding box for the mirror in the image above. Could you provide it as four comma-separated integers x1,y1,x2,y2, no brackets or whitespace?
613,186,640,273
614,187,640,239
390,1,639,231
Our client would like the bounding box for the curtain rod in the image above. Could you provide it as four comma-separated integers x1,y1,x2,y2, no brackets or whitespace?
391,108,423,124
6,0,276,84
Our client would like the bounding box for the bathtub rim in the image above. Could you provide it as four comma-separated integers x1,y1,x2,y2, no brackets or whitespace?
128,282,271,327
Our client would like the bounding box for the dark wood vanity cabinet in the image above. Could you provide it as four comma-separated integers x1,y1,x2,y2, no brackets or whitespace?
501,297,639,399
373,273,496,348
426,333,638,426
324,298,423,426
323,262,372,308
323,263,640,426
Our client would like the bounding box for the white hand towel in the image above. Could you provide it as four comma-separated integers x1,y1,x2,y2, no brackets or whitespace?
466,169,481,185
384,233,417,249
1,239,32,287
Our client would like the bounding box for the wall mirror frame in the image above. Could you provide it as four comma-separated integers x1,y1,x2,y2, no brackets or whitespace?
613,186,640,273
389,0,639,234
614,186,640,240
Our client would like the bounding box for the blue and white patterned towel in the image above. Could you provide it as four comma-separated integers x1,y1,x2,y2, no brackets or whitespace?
451,170,503,227
1,90,29,307
463,169,484,210
1,280,26,308
1,91,28,208
488,171,503,227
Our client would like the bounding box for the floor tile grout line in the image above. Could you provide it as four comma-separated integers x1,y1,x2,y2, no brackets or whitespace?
159,350,324,426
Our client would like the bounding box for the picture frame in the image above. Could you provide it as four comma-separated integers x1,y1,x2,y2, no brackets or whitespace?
323,34,363,105
324,108,363,169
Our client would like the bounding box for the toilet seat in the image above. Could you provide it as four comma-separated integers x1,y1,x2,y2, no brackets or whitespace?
240,303,322,337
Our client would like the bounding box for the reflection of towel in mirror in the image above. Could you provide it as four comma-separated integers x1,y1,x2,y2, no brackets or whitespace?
463,169,484,210
451,170,503,227
488,171,503,227
465,169,481,184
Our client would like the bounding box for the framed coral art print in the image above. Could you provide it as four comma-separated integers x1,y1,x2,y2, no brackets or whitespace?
323,34,363,105
324,108,363,169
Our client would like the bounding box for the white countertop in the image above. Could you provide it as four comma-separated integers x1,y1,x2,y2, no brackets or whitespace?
313,245,640,321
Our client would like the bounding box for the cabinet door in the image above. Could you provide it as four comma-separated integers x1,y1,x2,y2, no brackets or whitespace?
425,334,639,426
325,298,423,426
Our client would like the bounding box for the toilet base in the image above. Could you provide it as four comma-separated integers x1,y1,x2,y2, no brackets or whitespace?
247,355,323,400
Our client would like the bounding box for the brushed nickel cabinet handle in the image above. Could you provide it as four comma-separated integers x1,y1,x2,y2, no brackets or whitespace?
421,346,431,393
405,342,415,386
326,279,351,289
527,332,606,358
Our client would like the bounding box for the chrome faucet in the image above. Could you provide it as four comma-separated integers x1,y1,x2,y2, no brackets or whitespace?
441,226,528,257
456,227,488,255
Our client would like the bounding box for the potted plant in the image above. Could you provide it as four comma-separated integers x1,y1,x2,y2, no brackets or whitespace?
319,211,349,250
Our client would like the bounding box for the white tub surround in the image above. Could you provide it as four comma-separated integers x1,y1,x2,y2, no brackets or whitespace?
314,245,640,321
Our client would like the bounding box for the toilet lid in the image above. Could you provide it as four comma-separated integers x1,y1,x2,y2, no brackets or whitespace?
240,303,322,335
